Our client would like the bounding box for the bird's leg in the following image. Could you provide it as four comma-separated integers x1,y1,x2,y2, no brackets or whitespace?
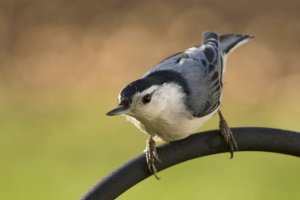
145,136,161,179
218,110,238,158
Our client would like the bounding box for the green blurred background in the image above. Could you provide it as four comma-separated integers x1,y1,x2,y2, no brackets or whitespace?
0,0,300,199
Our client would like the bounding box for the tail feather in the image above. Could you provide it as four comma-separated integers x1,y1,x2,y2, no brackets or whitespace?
203,32,220,47
220,34,254,54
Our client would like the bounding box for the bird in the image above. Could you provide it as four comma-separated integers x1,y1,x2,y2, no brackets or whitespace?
106,31,253,179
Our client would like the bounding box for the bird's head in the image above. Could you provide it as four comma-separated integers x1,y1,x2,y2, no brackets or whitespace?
106,71,189,121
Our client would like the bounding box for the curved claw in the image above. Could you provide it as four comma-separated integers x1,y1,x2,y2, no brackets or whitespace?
229,144,234,159
145,136,161,180
218,110,238,158
153,150,161,163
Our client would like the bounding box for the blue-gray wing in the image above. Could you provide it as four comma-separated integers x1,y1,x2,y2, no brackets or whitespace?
145,32,223,117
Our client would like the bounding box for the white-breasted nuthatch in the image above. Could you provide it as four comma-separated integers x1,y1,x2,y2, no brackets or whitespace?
107,31,253,179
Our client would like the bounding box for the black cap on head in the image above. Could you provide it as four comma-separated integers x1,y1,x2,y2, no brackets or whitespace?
119,70,190,103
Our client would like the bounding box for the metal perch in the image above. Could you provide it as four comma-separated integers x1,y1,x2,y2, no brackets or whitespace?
81,127,300,200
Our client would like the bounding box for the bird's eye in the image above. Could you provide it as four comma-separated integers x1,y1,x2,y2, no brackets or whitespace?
142,94,151,104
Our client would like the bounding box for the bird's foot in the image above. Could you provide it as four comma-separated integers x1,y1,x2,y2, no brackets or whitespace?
145,136,161,179
218,110,238,159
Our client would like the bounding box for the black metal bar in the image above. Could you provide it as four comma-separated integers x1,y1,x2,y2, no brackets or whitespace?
81,127,300,200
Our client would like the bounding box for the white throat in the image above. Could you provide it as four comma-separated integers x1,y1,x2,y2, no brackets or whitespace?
124,82,218,141
125,83,203,140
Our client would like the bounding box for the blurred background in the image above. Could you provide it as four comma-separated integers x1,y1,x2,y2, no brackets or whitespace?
0,0,300,199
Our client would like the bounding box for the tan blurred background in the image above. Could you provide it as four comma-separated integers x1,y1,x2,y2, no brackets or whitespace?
1,0,300,199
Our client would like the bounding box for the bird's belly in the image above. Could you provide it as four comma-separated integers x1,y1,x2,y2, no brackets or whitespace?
146,109,218,142
125,109,218,142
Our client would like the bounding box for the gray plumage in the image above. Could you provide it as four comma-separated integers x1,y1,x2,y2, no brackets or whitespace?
107,31,253,178
107,31,253,140
144,32,252,118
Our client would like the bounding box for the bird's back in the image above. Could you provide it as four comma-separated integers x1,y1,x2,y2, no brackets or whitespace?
144,32,252,118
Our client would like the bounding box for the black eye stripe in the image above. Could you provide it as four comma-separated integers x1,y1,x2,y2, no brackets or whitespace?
120,70,190,103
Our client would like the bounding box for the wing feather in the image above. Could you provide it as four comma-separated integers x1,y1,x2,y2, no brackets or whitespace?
144,31,252,118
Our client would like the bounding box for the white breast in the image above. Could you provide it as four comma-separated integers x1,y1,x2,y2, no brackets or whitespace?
124,82,219,142
125,107,218,142
151,108,218,142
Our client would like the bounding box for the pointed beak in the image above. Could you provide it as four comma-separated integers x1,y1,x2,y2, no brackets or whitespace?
106,104,129,116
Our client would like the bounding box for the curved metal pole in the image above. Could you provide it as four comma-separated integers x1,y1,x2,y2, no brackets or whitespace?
81,127,300,200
